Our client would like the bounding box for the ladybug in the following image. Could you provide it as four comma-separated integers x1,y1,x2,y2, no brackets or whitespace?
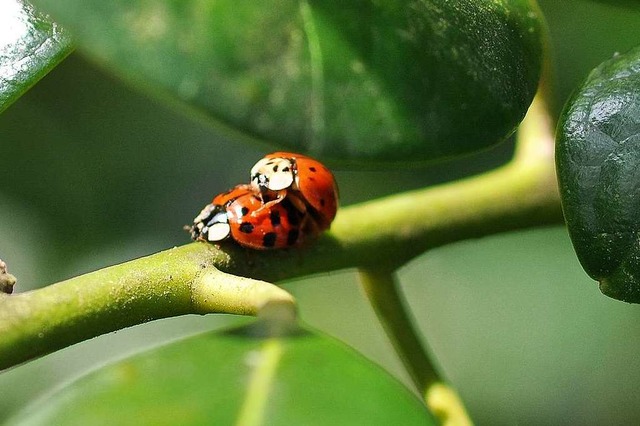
190,184,309,250
250,152,338,230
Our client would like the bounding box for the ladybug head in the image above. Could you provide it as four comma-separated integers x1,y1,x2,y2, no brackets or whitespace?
190,204,231,242
250,156,295,192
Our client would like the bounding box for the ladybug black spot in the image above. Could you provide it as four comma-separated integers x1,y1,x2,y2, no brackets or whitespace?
283,166,290,172
239,222,254,233
270,210,281,226
309,166,317,172
263,232,277,248
320,199,326,207
241,207,250,216
272,165,279,172
287,229,299,246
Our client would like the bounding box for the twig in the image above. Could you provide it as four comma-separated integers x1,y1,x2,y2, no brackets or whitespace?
0,95,560,370
0,245,295,370
0,259,16,295
358,268,473,426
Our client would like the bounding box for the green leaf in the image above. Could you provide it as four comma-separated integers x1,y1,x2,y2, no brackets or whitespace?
6,322,436,425
0,0,72,113
588,0,640,10
556,46,640,303
30,0,542,163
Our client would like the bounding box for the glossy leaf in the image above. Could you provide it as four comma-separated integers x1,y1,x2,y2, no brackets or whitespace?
0,0,72,114
556,47,640,303
589,0,640,9
6,322,436,425
30,0,542,163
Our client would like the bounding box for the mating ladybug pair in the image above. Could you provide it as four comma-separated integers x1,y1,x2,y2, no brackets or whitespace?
189,152,338,250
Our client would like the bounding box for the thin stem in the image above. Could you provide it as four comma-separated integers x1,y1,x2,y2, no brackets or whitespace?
513,93,556,165
358,268,438,390
426,383,473,426
0,243,295,371
358,268,472,426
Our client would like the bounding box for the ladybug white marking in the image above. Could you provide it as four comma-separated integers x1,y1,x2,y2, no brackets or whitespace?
250,157,295,191
191,204,232,242
206,221,231,241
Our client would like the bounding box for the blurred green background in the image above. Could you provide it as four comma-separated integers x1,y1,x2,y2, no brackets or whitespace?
1,1,640,424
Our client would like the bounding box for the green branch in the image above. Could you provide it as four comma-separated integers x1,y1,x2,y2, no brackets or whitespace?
222,95,561,281
0,96,560,370
358,268,438,391
354,97,554,426
358,268,473,426
0,245,295,370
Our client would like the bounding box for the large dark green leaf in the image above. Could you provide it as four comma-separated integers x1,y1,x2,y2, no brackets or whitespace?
556,46,640,303
30,0,542,163
6,322,435,425
589,0,640,9
0,0,72,113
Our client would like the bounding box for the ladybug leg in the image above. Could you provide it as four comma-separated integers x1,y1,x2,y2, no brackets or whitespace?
252,190,288,215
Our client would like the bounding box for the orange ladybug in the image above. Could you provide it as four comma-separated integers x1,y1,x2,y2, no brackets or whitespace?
250,152,338,231
189,184,307,249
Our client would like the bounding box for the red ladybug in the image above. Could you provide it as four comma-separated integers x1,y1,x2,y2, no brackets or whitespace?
190,184,308,250
250,152,338,230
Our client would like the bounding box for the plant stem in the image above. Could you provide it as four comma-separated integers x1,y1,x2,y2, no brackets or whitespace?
358,268,472,426
0,259,16,295
223,95,561,282
425,383,473,426
0,243,295,371
358,268,438,390
0,95,559,369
